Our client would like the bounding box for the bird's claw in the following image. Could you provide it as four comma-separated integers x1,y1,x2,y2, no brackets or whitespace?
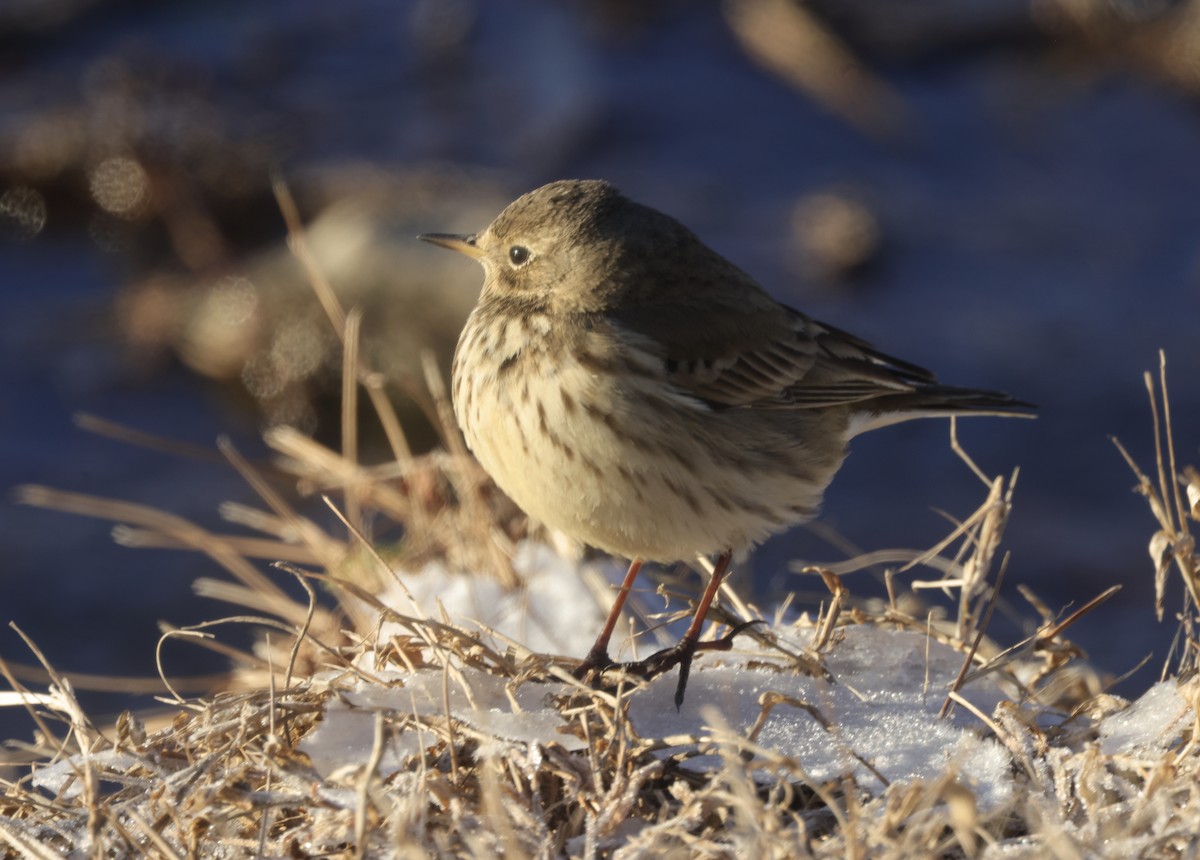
622,619,767,710
570,646,617,681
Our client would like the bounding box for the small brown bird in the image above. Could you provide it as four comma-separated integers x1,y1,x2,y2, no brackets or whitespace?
421,179,1030,706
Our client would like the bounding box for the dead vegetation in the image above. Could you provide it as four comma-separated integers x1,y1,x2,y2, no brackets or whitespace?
2,194,1197,858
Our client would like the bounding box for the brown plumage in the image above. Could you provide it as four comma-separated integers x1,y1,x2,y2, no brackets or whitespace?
421,179,1031,707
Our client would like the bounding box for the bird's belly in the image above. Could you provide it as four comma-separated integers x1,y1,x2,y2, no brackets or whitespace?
456,353,848,563
460,361,661,555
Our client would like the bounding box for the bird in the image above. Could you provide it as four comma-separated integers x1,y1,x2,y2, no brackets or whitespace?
419,179,1031,707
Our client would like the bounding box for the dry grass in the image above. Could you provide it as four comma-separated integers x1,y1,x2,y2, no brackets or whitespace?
2,197,1198,858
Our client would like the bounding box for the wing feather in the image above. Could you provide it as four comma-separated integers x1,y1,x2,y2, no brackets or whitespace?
608,299,934,411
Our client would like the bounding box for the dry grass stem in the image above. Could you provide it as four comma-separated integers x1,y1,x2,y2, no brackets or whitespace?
5,193,1196,858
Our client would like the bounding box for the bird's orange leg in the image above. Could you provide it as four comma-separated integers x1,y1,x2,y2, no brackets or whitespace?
573,557,644,678
628,550,762,709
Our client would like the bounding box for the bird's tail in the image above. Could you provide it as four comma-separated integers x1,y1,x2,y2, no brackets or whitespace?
847,385,1035,437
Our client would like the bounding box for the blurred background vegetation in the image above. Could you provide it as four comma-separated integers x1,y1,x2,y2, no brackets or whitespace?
2,0,1199,732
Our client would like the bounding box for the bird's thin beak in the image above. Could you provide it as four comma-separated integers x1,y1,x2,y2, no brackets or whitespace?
418,233,483,259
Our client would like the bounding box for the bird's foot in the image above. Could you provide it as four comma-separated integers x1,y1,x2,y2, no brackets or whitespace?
624,619,765,710
570,645,617,681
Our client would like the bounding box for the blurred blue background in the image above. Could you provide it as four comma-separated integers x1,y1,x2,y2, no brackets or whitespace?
3,0,1199,738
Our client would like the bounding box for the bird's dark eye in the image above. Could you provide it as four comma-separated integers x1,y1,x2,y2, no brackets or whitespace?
508,245,531,266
